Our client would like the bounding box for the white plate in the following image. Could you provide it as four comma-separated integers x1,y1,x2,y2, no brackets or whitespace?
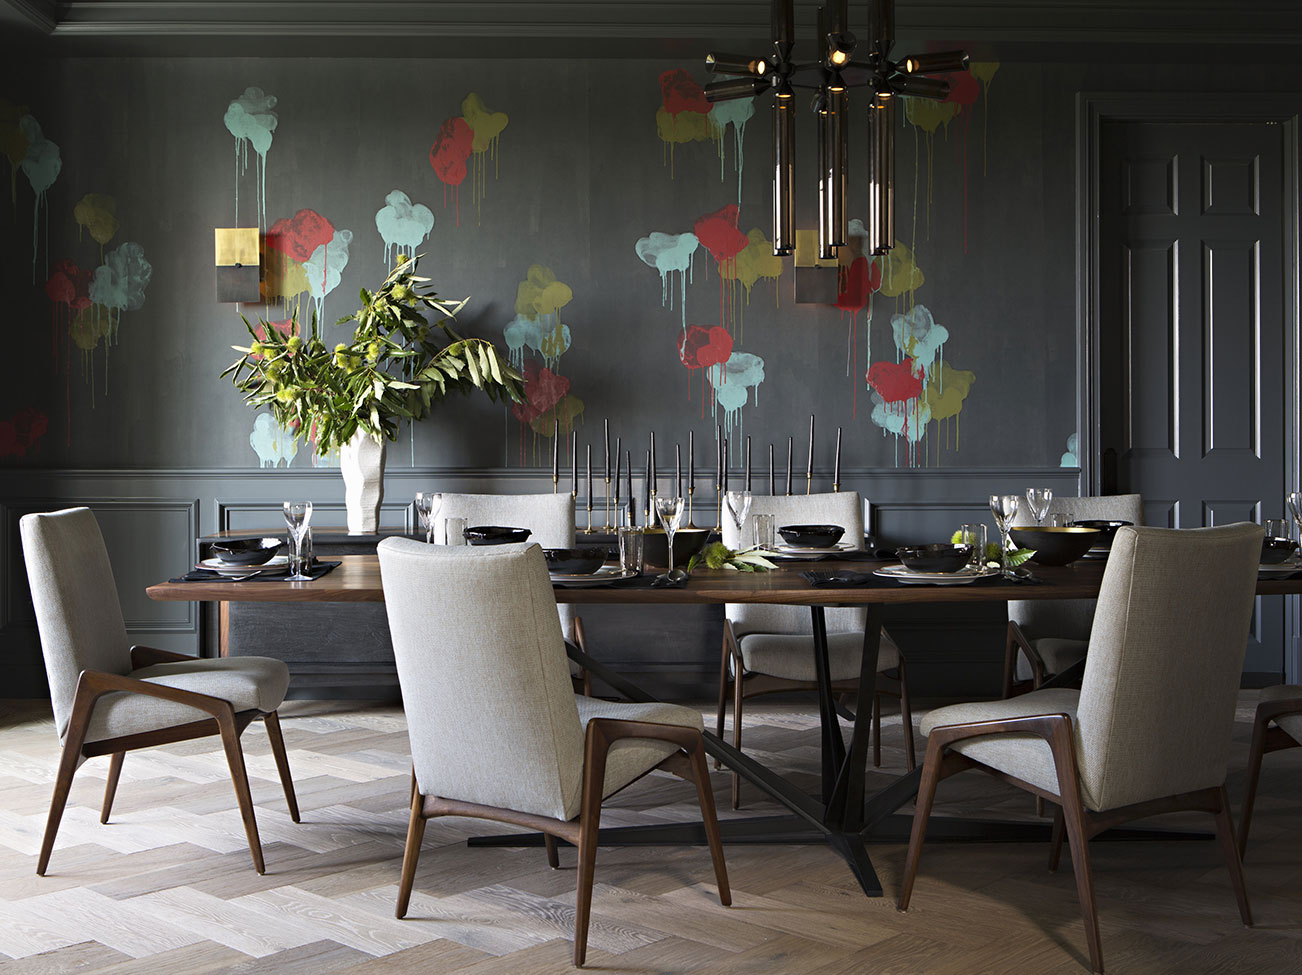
1258,563,1300,577
550,565,636,586
774,541,857,556
197,556,288,576
873,564,998,585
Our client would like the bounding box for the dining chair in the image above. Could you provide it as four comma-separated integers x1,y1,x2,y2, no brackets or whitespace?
718,491,914,809
1004,494,1144,696
1238,683,1302,857
19,507,299,876
434,491,590,693
899,523,1262,975
376,538,730,966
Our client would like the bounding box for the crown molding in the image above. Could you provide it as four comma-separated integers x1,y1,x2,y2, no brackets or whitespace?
0,0,57,32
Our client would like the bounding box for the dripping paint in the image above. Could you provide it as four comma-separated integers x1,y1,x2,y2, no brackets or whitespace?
654,70,750,202
250,412,300,467
2,102,62,282
264,209,349,323
635,231,698,332
73,193,119,259
223,86,278,231
429,92,508,227
375,189,434,268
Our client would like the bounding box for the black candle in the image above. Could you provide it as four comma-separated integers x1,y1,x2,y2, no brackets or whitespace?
644,449,652,520
552,416,558,483
676,444,682,498
571,430,578,496
806,414,815,485
722,439,729,492
604,418,610,483
614,436,622,505
650,431,657,496
626,449,634,526
745,436,752,492
716,425,723,488
586,443,592,504
834,426,842,489
786,436,793,495
688,430,695,492
769,443,776,495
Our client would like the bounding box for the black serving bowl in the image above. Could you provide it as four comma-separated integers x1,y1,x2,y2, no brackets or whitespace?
1262,535,1298,564
641,527,710,568
210,537,283,565
1071,519,1133,548
543,547,606,574
777,524,846,548
896,544,973,573
1008,526,1100,566
464,525,532,546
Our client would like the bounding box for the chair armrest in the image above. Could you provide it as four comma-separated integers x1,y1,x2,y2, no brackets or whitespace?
76,669,232,720
585,716,702,754
130,645,196,667
1006,621,1041,667
927,712,1074,751
723,618,743,669
1258,695,1302,728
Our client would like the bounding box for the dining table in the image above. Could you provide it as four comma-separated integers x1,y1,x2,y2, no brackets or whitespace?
147,553,1302,899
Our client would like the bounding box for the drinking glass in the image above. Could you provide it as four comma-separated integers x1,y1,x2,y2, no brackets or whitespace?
415,492,442,544
443,516,467,546
724,490,752,540
1048,512,1073,527
1025,487,1053,526
752,513,776,549
989,494,1020,577
1264,519,1291,540
1288,492,1302,537
617,526,645,575
959,523,987,570
654,496,685,576
283,500,313,580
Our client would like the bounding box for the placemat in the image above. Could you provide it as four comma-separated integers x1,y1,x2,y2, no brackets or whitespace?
169,560,341,584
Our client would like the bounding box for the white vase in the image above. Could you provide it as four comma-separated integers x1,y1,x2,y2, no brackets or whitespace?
340,431,386,534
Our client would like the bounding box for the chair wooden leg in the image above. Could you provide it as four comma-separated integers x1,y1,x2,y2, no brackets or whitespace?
1238,707,1270,859
896,737,946,911
730,672,745,810
686,735,731,906
263,711,300,824
898,660,916,771
1002,631,1019,699
396,784,427,918
715,633,730,772
871,693,882,768
100,752,124,824
574,733,611,967
216,707,265,875
1212,785,1252,926
1058,788,1102,972
545,834,560,869
1048,805,1065,872
38,686,95,876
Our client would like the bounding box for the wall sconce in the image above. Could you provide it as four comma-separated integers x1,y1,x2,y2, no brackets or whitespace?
214,228,261,302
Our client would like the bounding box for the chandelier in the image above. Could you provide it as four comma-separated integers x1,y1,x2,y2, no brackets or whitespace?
704,0,968,259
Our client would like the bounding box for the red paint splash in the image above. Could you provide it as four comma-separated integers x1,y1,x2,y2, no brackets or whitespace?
694,205,749,335
659,70,711,116
511,360,571,425
866,358,924,403
430,117,473,226
252,318,296,360
677,325,733,370
835,256,882,313
0,408,49,459
45,259,94,444
266,210,335,263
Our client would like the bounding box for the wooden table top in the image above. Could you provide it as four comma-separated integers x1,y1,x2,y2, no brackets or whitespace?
147,554,1302,606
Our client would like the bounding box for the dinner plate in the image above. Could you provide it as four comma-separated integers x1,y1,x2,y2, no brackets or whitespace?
873,564,998,585
1257,563,1301,578
774,541,857,556
549,565,634,586
197,556,288,576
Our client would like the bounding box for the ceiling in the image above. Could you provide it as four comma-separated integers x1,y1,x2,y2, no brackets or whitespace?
5,0,1302,59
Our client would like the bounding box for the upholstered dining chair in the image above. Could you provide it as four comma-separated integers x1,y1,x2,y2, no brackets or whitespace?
19,507,299,876
718,491,914,809
433,491,590,692
899,523,1262,975
1238,684,1302,857
1004,494,1145,696
376,538,730,967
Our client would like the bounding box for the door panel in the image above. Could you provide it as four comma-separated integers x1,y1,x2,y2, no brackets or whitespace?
1100,120,1286,675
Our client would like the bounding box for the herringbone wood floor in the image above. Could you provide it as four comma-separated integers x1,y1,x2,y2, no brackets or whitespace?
1,694,1299,974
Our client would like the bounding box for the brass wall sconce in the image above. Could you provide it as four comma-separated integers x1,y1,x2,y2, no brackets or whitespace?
214,228,261,303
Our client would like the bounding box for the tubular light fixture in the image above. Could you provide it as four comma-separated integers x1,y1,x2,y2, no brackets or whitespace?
702,0,969,257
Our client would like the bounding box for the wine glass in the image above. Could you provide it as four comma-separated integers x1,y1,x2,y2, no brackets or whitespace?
283,500,313,581
1025,487,1053,526
724,490,752,542
989,494,1020,577
1288,491,1302,536
654,495,686,580
415,492,442,544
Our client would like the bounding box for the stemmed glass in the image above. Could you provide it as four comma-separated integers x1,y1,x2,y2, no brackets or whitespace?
1287,492,1302,562
724,490,752,542
990,494,1020,578
415,492,442,544
654,496,686,581
283,500,313,581
1025,487,1053,526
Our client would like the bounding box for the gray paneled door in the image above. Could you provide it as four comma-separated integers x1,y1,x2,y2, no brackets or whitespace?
1098,119,1288,675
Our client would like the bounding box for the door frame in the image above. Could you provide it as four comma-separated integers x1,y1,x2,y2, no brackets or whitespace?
1075,92,1301,681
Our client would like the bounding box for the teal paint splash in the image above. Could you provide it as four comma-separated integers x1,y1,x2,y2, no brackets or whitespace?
303,229,353,324
707,99,753,205
224,87,278,230
375,189,434,268
635,231,699,332
250,412,300,467
18,115,60,282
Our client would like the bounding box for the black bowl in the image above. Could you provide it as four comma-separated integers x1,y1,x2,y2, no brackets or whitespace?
777,524,846,548
1262,535,1298,564
210,537,283,565
641,528,710,568
1071,520,1133,548
543,547,606,574
896,544,973,573
464,525,531,546
1008,526,1100,566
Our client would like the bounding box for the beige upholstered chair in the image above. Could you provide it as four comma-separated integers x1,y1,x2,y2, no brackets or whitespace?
19,507,298,876
899,524,1262,975
717,491,914,809
377,538,729,966
434,491,590,692
1004,494,1145,696
1238,684,1302,857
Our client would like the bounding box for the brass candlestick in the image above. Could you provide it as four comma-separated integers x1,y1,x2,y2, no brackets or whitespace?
585,499,594,533
552,474,558,494
604,478,612,531
686,486,696,528
807,472,812,495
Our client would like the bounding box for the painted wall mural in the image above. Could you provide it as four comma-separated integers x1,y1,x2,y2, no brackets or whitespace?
250,411,300,468
375,189,434,268
263,207,352,324
429,92,508,227
655,70,751,203
223,86,278,230
0,407,49,460
2,99,62,281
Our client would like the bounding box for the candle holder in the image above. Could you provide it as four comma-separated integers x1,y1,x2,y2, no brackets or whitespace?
552,474,558,494
584,498,594,534
603,478,612,531
807,472,813,495
686,486,697,528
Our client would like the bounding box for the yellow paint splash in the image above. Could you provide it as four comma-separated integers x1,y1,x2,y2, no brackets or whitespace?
970,62,1000,175
656,108,711,177
515,264,573,319
73,193,119,254
878,241,925,298
926,361,975,451
461,92,508,223
0,97,30,204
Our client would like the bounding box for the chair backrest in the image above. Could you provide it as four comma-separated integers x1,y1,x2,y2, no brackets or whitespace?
377,537,586,821
721,491,865,637
19,508,133,738
1073,523,1261,811
1010,494,1145,642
